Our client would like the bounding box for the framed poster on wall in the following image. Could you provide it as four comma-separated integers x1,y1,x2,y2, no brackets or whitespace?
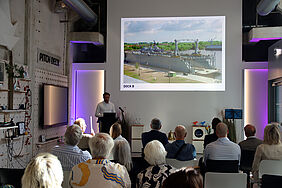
120,16,225,91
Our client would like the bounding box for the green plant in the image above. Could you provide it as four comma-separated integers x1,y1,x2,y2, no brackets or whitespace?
5,63,24,78
17,66,25,78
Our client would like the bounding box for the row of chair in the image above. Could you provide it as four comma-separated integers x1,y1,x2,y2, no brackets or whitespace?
166,158,282,188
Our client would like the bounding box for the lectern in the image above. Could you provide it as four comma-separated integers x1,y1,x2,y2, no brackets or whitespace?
98,113,117,133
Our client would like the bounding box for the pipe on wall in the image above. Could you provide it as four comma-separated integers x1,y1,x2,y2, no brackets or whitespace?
63,0,97,24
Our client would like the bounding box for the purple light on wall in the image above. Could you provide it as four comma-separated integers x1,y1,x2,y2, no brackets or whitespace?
244,69,268,140
70,41,102,45
71,69,104,133
250,37,282,42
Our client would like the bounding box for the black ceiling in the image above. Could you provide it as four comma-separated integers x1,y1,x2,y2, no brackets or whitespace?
72,0,107,63
243,0,282,62
73,0,282,63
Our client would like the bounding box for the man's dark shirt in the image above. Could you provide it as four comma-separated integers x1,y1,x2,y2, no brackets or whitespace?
204,133,218,148
142,130,168,148
238,136,263,151
165,140,196,161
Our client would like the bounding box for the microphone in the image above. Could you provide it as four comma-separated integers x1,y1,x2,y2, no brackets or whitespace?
119,107,124,113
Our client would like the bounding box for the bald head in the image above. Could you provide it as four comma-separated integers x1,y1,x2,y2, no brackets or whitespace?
216,123,229,138
174,125,187,140
244,124,256,137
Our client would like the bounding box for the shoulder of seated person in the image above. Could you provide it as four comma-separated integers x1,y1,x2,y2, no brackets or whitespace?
83,133,93,138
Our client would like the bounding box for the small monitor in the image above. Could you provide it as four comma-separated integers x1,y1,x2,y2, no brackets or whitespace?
233,109,243,119
225,109,243,119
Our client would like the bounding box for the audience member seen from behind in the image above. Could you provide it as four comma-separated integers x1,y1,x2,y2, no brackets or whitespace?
239,124,262,151
74,118,94,150
165,125,196,161
110,122,128,142
204,122,241,164
142,118,168,148
252,124,282,182
22,153,63,188
204,117,221,148
109,122,132,171
162,168,203,188
137,140,175,188
114,140,133,172
51,124,91,171
70,133,131,188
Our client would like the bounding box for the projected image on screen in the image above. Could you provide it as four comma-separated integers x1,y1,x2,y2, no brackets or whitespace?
120,16,225,91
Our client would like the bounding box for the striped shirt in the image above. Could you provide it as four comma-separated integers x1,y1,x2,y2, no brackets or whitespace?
51,145,91,171
204,137,241,164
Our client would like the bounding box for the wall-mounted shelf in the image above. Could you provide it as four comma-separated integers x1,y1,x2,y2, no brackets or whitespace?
13,90,27,93
36,138,63,146
1,135,23,141
0,125,18,130
0,89,28,93
0,110,27,113
19,78,31,82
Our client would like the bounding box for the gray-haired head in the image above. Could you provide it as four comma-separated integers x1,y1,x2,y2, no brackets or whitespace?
74,118,87,133
89,133,114,159
64,124,83,146
21,153,63,188
150,118,162,130
113,140,132,171
144,140,167,165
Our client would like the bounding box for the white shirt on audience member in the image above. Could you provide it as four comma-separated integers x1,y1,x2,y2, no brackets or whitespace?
204,137,241,164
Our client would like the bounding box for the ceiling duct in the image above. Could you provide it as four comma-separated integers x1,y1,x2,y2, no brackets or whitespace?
69,32,104,45
62,0,97,24
257,0,281,16
249,26,282,42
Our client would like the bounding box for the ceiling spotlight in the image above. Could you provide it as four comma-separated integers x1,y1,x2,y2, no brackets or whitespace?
274,48,282,56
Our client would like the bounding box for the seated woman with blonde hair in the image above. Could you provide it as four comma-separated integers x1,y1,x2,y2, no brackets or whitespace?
74,118,94,150
252,123,282,182
21,152,63,188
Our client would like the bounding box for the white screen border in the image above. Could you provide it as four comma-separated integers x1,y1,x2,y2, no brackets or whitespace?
120,16,225,91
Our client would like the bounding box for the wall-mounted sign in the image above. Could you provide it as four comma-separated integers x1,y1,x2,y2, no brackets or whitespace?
37,49,61,67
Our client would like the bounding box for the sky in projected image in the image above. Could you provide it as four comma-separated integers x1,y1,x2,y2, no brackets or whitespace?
120,16,225,91
124,18,223,43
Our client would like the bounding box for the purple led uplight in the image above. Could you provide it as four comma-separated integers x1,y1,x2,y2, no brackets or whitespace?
244,69,268,140
70,41,103,45
250,37,282,42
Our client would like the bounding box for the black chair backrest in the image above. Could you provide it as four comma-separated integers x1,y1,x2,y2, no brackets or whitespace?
206,160,239,173
240,150,256,171
0,168,25,187
261,174,282,188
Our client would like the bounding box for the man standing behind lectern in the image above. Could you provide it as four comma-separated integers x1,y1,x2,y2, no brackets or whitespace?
95,92,116,133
